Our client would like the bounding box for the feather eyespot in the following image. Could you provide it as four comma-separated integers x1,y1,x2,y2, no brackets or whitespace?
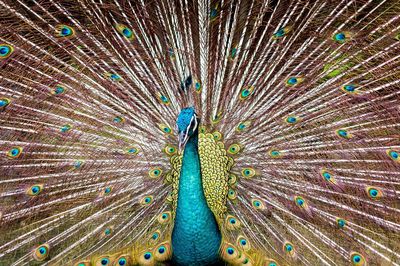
341,84,359,95
268,149,282,158
137,251,154,265
212,131,223,141
194,79,202,93
336,129,352,139
73,160,84,169
251,198,265,210
225,215,241,230
27,184,44,196
55,24,75,38
227,143,242,155
153,242,171,261
113,116,125,123
149,167,163,178
115,23,134,40
229,45,238,60
52,85,66,95
236,121,251,132
333,31,352,44
239,86,254,100
350,252,366,266
158,211,171,224
273,26,291,39
220,243,239,262
285,76,303,87
126,147,139,155
237,235,250,251
386,149,400,163
105,72,122,82
320,169,336,184
228,174,237,185
336,218,346,228
210,4,219,22
0,98,11,109
284,116,299,124
7,147,22,159
140,195,153,206
0,44,14,58
227,189,237,200
163,144,177,156
241,168,256,178
158,123,173,134
294,196,307,208
283,242,295,256
157,94,170,105
61,124,72,133
33,244,49,261
366,186,383,200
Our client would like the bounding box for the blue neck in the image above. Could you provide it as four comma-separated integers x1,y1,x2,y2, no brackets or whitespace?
171,132,222,265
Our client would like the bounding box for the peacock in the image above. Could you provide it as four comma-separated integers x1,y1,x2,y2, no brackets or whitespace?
1,0,400,265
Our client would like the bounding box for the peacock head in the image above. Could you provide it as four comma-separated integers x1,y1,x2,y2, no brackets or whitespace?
176,107,198,151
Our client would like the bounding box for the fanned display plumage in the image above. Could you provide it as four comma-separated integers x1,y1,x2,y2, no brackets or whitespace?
0,0,400,265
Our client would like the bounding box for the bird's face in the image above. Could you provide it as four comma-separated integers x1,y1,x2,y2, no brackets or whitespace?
176,107,198,151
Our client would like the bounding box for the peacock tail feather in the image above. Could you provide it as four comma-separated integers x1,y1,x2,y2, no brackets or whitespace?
1,0,400,265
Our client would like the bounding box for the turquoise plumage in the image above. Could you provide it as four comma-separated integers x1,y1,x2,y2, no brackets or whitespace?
0,0,400,266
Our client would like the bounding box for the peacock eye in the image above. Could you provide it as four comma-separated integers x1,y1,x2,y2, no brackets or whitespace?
0,98,11,108
241,168,256,178
285,76,303,87
140,195,153,205
268,149,281,158
336,129,352,139
285,116,299,124
387,149,400,163
251,198,265,210
27,184,44,196
236,121,251,132
149,167,163,178
115,24,134,40
295,196,306,207
144,252,152,260
273,26,291,39
341,84,358,94
126,147,139,155
163,144,177,156
113,116,124,123
0,44,14,58
321,169,336,184
366,186,383,200
284,242,295,256
333,31,352,43
52,85,66,95
158,94,170,105
7,147,23,159
239,86,254,100
158,123,173,134
337,218,346,228
212,131,222,141
100,258,109,265
118,258,126,265
33,244,50,261
194,79,202,92
350,252,365,265
61,124,71,133
55,25,75,38
158,211,171,223
227,143,241,155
